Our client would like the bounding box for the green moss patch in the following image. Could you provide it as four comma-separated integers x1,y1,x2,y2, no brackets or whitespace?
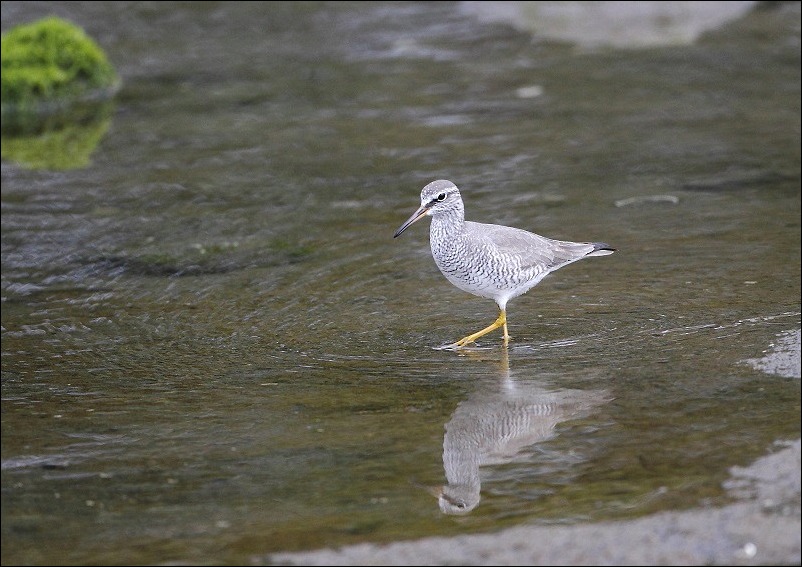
1,16,120,135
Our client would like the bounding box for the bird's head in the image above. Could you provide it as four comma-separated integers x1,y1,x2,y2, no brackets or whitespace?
393,180,463,238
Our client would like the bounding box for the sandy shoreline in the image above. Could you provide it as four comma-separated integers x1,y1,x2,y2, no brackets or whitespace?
268,439,800,566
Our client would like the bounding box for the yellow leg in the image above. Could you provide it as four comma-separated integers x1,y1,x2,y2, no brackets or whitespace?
452,309,508,348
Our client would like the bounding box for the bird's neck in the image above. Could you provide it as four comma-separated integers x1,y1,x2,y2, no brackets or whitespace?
429,210,465,241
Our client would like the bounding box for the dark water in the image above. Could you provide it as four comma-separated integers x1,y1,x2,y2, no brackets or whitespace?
2,2,800,565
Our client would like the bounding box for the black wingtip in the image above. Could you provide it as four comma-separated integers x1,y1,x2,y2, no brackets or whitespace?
587,242,616,257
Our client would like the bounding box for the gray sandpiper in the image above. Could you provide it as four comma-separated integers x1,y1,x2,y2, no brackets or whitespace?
393,179,615,348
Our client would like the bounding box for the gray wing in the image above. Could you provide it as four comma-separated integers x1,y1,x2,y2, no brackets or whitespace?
471,222,598,274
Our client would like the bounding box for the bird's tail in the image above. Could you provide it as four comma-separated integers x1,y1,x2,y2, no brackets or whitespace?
587,242,616,257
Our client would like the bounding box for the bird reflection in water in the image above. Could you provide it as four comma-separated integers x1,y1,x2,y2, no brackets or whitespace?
431,350,610,515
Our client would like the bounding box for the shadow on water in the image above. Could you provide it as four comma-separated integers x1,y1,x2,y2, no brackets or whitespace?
0,98,117,170
423,348,610,515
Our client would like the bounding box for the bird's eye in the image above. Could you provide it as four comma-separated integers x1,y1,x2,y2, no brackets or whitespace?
436,193,447,201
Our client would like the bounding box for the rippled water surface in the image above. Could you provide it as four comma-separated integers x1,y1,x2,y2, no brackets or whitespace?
2,2,800,565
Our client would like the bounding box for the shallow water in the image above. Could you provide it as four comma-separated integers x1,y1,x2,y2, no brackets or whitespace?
2,2,800,565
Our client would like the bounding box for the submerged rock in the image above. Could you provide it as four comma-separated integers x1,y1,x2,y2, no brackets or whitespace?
1,16,120,168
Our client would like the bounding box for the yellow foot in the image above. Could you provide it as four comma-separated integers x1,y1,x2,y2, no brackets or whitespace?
448,310,508,349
